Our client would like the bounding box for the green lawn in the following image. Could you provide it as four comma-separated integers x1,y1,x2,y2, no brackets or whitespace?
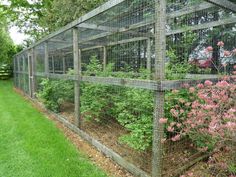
0,80,108,177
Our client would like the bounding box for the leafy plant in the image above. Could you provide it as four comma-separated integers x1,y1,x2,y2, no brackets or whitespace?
38,55,236,155
229,163,236,174
166,49,191,80
0,63,12,80
81,56,118,122
115,88,153,150
81,56,154,150
37,77,74,112
80,83,118,122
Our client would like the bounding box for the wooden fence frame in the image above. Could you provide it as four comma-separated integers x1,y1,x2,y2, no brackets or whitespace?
13,0,235,176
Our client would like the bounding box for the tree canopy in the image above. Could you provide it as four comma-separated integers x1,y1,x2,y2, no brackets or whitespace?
0,0,107,64
0,16,20,64
1,0,107,41
41,0,107,32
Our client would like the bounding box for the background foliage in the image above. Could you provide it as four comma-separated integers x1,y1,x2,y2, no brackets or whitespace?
0,0,107,41
0,15,21,66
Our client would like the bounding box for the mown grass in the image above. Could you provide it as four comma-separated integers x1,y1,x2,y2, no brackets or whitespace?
0,80,108,177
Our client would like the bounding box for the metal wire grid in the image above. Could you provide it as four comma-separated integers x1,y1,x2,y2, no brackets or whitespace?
13,0,236,176
14,52,29,94
79,83,154,173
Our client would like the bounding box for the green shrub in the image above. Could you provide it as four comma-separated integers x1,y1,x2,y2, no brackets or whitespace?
38,78,74,112
0,63,12,80
81,56,118,122
166,49,191,80
80,83,118,122
229,163,236,174
37,56,194,151
115,88,153,150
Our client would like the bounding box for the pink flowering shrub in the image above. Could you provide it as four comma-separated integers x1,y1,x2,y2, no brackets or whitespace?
162,66,236,152
184,79,236,151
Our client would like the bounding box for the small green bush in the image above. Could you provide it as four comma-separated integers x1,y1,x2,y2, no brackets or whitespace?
115,88,153,150
37,56,193,151
0,63,12,80
38,77,74,112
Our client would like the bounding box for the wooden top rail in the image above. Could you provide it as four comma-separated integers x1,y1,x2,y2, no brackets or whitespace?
14,71,223,91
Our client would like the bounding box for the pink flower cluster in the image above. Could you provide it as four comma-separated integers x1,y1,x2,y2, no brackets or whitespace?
217,41,224,47
184,78,236,147
162,66,236,153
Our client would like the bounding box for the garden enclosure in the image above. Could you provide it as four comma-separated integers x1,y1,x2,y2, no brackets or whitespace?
14,0,236,176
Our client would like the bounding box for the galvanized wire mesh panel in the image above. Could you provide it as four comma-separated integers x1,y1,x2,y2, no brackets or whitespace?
80,82,154,173
162,1,236,176
81,48,104,71
35,44,45,73
64,53,74,72
77,0,156,78
14,52,30,94
48,30,73,74
37,77,75,116
13,0,236,176
166,0,236,78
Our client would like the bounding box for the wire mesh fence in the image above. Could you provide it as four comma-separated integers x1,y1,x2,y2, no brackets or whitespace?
79,83,154,173
13,0,236,176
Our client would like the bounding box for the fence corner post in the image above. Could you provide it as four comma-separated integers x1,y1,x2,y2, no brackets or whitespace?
147,38,152,72
152,0,167,177
73,27,81,128
45,41,49,77
103,46,107,71
31,48,36,99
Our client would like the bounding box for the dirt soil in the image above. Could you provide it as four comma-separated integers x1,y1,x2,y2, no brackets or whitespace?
183,147,236,177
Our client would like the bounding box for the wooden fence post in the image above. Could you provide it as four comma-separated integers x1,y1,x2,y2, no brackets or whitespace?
17,56,21,88
22,55,26,92
73,27,81,127
152,0,166,177
14,57,17,88
45,42,49,77
27,52,32,97
31,48,36,99
13,57,16,87
147,38,152,72
63,55,66,74
52,56,55,74
103,46,107,70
